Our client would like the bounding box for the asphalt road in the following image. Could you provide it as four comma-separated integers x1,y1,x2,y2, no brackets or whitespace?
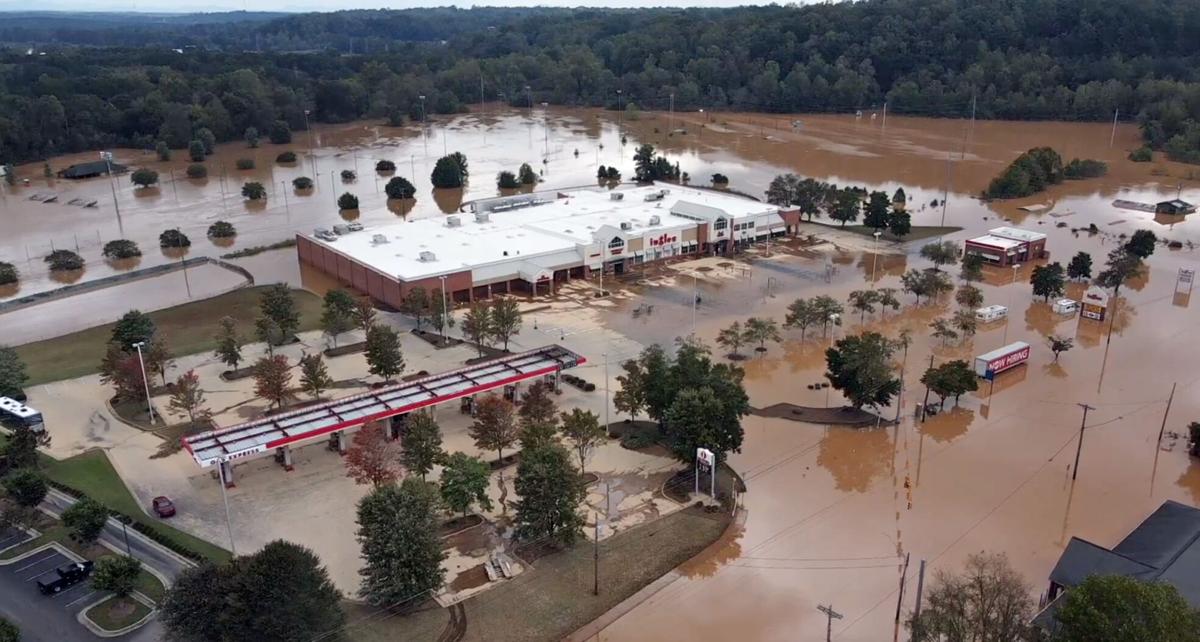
0,544,107,642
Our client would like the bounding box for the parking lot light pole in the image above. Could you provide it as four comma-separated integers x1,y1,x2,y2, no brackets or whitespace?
217,457,237,556
1002,263,1021,344
439,275,449,344
131,341,155,424
871,230,882,286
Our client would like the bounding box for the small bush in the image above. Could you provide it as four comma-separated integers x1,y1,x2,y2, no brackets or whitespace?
620,430,657,450
102,239,142,259
268,121,292,144
130,167,159,188
235,158,255,170
3,469,48,507
341,169,356,182
207,221,236,238
275,151,297,164
0,261,19,285
712,173,729,184
497,170,519,189
185,163,207,179
242,181,267,200
44,249,84,271
338,192,359,210
376,159,396,173
62,497,108,544
159,229,191,248
385,176,416,199
293,176,314,189
1128,146,1153,162
1063,158,1107,179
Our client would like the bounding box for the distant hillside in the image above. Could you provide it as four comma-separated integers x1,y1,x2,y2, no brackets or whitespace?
3,0,1200,165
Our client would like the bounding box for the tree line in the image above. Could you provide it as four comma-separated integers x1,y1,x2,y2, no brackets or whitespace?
7,0,1200,165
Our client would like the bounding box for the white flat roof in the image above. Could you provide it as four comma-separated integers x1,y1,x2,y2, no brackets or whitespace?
989,226,1046,242
306,184,776,280
968,234,1024,250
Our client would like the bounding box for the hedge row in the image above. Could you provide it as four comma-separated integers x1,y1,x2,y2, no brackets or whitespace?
45,479,208,563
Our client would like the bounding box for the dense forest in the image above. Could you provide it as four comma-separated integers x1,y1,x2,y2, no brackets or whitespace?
6,0,1200,165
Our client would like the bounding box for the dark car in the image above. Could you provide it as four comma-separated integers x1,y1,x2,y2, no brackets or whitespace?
36,561,94,595
152,496,176,518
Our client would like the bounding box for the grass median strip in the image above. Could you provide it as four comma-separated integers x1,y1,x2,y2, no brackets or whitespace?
15,285,322,386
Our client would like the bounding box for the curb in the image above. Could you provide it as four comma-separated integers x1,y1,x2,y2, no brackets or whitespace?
0,541,84,566
78,591,157,638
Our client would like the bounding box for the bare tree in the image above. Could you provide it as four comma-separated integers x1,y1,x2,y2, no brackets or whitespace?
907,552,1035,642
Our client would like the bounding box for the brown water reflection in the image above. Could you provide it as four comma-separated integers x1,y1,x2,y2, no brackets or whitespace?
339,209,360,222
432,187,465,214
678,524,744,580
387,198,416,217
161,246,189,260
48,268,84,284
919,407,976,444
1176,463,1200,504
106,256,141,272
816,426,893,493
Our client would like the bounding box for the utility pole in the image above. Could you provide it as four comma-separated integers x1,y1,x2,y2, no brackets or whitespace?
1157,383,1176,445
817,604,842,642
592,517,600,596
101,152,124,237
881,101,887,131
669,92,675,132
1072,403,1095,480
920,354,934,422
939,151,951,227
893,552,911,642
603,352,611,438
131,341,155,424
913,559,927,639
1110,109,1119,148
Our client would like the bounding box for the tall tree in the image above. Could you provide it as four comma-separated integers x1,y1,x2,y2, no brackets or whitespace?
62,497,108,544
365,324,404,382
401,413,444,482
518,381,559,449
1124,229,1158,259
716,321,746,358
352,298,377,336
462,302,494,357
743,317,781,351
1048,335,1074,361
1095,246,1144,297
490,298,522,351
930,317,959,345
921,359,978,405
3,469,47,507
1030,262,1067,301
784,298,820,340
2,424,50,470
959,253,985,282
111,309,156,349
298,352,333,399
344,421,403,487
1053,575,1200,641
877,288,901,317
513,444,586,546
320,289,356,347
888,207,912,239
848,290,881,323
829,188,861,226
91,556,142,598
955,284,984,310
765,173,800,206
920,241,959,270
253,354,292,410
824,332,900,409
469,394,519,462
1067,251,1093,281
168,370,210,425
440,452,493,517
357,479,447,606
863,190,891,229
613,358,648,423
399,287,431,330
213,316,243,370
558,408,605,474
0,345,29,398
907,552,1033,642
259,284,300,340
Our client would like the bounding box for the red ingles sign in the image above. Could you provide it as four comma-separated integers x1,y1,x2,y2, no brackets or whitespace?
649,233,678,247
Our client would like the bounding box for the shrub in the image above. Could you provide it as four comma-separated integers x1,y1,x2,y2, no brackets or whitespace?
338,192,359,210
91,555,141,597
276,151,297,163
242,181,267,200
620,430,657,450
293,176,314,189
0,261,19,285
497,170,519,189
268,121,292,144
431,154,467,188
340,169,356,182
235,158,255,170
185,163,207,179
519,162,538,185
207,221,236,238
44,249,84,271
62,497,108,544
385,176,416,199
155,141,171,161
159,229,191,248
1128,146,1153,162
188,140,205,162
102,239,142,259
1063,158,1107,179
712,173,729,184
3,469,48,507
130,167,159,188
376,159,396,173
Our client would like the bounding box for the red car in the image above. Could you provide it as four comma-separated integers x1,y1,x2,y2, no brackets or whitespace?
152,496,176,518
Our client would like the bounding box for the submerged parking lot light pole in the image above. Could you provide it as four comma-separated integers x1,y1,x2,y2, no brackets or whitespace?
1002,263,1021,344
439,275,449,344
131,341,155,424
217,456,237,555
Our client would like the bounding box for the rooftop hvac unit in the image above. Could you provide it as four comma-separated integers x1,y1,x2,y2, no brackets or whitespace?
332,224,351,235
610,192,624,201
644,191,665,202
371,234,388,245
447,216,462,227
419,251,437,262
475,212,491,223
648,215,661,226
620,221,632,231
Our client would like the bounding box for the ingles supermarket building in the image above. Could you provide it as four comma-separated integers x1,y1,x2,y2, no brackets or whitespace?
296,184,784,306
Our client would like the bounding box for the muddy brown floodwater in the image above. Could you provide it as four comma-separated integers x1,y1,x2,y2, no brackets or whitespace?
7,106,1200,641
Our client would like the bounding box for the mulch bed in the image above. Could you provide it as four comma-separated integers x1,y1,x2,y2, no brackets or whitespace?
487,453,521,471
449,564,490,592
411,329,465,349
401,370,431,382
513,539,567,565
439,514,484,538
579,472,599,486
324,341,366,358
751,402,891,426
465,346,507,365
219,366,255,381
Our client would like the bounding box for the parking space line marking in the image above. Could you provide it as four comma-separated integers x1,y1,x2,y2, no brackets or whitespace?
53,582,88,597
13,552,59,574
64,590,97,607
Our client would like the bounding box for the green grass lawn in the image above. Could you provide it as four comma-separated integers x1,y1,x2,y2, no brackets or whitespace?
85,596,152,632
15,285,323,386
40,449,231,563
804,220,963,243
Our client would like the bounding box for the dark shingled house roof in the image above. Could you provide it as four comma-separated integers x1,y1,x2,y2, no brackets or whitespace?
57,160,126,179
1033,500,1200,630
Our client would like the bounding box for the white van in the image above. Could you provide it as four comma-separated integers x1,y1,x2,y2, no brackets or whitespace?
974,305,1009,323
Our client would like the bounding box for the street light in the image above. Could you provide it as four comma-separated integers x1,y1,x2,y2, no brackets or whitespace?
216,456,237,555
1002,263,1021,344
131,341,155,424
870,230,883,287
439,275,449,345
100,151,124,237
303,109,316,177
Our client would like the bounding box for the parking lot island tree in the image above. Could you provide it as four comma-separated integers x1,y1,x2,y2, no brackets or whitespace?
825,332,901,410
469,394,520,463
401,413,444,482
440,452,494,518
559,408,605,475
356,478,447,606
344,421,403,488
365,324,404,382
514,443,586,547
253,354,292,411
298,353,333,400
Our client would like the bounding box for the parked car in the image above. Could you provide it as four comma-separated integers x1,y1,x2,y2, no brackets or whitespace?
152,495,176,518
36,561,93,595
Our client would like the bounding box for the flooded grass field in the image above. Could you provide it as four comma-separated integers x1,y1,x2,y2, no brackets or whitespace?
6,106,1200,640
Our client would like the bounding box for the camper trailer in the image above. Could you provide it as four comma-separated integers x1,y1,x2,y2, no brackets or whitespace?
974,305,1009,323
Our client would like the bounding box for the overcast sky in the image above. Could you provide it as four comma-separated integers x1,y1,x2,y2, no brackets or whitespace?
1,0,778,13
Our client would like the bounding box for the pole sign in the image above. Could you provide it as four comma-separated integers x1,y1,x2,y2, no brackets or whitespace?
696,448,715,469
